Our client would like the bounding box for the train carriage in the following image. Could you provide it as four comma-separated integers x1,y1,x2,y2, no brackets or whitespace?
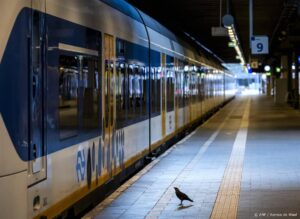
0,0,235,218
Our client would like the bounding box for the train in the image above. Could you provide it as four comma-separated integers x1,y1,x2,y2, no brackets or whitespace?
0,0,236,218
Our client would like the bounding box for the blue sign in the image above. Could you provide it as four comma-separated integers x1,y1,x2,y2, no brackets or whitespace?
76,149,86,182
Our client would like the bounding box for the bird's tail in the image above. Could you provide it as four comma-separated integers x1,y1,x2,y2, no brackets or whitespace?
188,198,193,202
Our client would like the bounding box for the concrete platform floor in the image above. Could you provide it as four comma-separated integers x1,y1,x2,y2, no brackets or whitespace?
83,96,300,219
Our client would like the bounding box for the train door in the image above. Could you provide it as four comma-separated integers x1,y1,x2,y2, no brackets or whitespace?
28,0,47,186
104,34,115,179
161,54,166,138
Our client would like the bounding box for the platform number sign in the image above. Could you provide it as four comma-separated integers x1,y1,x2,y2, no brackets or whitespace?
251,36,269,54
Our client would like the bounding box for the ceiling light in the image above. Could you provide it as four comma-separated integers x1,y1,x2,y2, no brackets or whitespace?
264,65,271,72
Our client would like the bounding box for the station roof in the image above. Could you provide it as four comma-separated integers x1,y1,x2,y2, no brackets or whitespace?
126,0,299,66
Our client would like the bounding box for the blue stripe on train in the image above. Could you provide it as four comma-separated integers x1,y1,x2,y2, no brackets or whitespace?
0,8,30,161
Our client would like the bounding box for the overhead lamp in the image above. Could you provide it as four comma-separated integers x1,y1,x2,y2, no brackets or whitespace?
264,65,271,72
222,14,234,28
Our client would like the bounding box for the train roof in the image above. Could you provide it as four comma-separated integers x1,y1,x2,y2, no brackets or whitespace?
100,0,225,70
100,0,178,42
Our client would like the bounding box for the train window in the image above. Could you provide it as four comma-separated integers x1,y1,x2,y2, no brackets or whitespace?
175,61,184,108
197,72,203,102
175,71,180,108
116,62,126,128
151,67,155,115
151,67,161,116
82,56,100,132
59,55,79,139
134,66,143,119
166,56,174,112
140,66,147,118
127,65,139,121
128,65,134,120
133,66,141,113
117,40,125,55
183,71,190,107
59,55,101,140
166,66,175,112
116,62,148,128
190,73,195,104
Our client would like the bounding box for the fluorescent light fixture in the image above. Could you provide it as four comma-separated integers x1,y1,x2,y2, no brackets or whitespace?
226,25,245,67
228,42,236,47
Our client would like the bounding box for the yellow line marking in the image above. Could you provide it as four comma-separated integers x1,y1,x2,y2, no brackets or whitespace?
210,98,251,219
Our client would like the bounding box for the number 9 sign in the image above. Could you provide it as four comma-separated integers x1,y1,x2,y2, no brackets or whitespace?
251,36,269,54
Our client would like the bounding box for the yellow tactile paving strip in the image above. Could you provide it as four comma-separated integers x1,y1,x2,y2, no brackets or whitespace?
210,98,251,219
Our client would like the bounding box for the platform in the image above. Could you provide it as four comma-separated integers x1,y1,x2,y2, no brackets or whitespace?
83,96,300,219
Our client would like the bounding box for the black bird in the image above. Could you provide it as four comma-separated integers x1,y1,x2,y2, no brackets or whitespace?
174,187,194,205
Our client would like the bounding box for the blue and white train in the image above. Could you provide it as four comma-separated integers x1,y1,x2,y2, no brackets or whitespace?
0,0,236,218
